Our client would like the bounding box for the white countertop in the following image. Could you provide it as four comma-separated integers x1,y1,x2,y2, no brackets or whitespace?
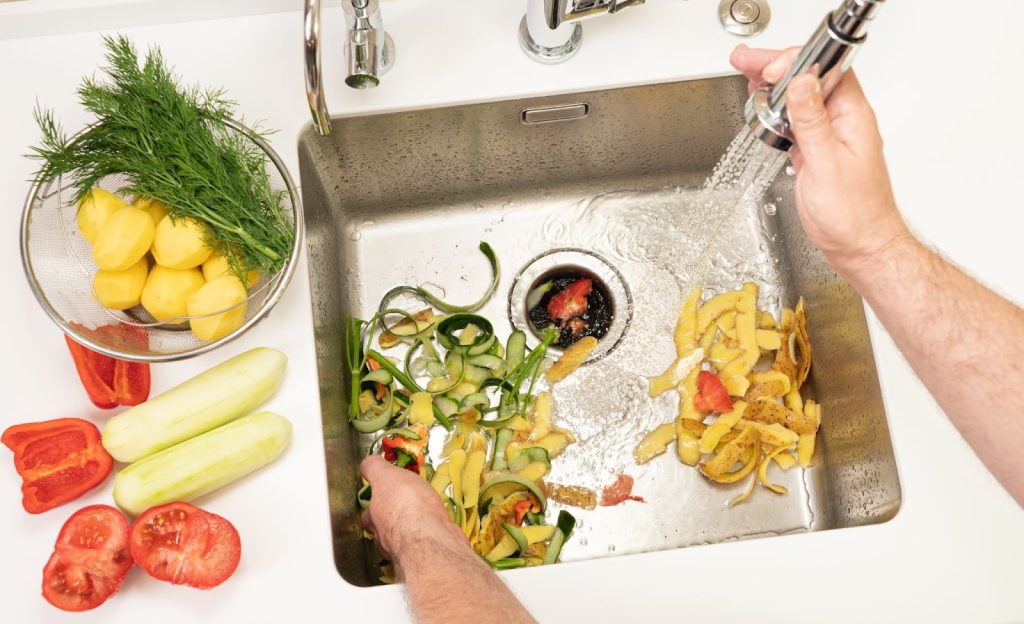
1,1,1022,622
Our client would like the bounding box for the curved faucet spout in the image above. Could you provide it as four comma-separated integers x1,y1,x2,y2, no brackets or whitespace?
303,0,396,136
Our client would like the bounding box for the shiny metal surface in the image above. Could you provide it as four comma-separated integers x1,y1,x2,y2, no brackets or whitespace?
303,0,330,135
521,0,644,63
745,0,884,150
719,0,771,37
303,0,395,135
299,75,901,586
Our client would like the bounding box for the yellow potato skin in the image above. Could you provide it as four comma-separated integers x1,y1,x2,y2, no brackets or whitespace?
151,216,212,269
77,188,128,244
132,196,169,227
93,258,149,310
141,265,205,324
201,250,259,288
187,275,248,341
92,207,155,271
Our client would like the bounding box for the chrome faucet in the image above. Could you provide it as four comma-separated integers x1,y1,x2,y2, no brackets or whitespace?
746,0,884,151
520,0,645,63
304,0,396,136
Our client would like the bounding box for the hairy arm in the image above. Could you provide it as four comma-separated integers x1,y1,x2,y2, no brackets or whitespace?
360,456,536,624
731,45,1024,505
392,516,537,624
844,236,1024,503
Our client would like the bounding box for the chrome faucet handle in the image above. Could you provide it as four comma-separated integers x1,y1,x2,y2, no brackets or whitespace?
521,0,646,63
304,0,331,136
303,0,396,137
746,0,884,150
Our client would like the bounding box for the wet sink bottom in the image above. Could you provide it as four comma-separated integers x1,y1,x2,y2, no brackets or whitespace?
299,75,901,585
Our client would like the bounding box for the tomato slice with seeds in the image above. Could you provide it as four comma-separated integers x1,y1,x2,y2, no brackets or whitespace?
130,502,241,589
694,370,733,414
42,505,133,612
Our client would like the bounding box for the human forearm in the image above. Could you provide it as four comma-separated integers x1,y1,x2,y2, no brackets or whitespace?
394,519,536,624
841,233,1024,503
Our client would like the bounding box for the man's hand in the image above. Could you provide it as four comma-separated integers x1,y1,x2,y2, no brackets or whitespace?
730,45,911,277
360,455,467,560
360,455,538,623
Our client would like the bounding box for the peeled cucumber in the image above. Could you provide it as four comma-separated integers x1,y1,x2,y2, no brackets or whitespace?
113,411,292,516
102,347,287,462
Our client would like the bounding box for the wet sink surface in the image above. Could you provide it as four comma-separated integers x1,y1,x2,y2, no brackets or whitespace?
298,75,901,586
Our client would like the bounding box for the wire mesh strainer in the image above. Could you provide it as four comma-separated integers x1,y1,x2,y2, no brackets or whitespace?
19,119,303,363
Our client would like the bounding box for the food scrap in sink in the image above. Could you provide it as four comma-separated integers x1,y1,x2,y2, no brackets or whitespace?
527,268,614,349
347,243,590,575
634,284,820,507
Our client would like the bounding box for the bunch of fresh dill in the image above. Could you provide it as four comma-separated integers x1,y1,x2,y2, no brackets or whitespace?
29,34,294,274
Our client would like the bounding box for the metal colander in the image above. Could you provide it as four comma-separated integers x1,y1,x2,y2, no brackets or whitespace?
19,119,303,363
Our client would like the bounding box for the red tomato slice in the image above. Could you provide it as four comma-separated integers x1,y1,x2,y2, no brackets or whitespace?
547,278,593,322
42,505,133,612
695,370,733,413
130,502,241,589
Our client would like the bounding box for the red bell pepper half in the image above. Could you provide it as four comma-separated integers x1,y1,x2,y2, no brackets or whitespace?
1,418,114,514
64,326,150,409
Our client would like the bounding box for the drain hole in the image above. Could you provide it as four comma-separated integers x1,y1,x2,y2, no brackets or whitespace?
525,267,613,349
509,248,631,363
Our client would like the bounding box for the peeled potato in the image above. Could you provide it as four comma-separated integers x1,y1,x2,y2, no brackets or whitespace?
92,207,155,271
77,188,129,244
93,258,149,310
187,275,248,341
132,196,169,227
140,265,205,324
151,216,212,269
201,250,259,288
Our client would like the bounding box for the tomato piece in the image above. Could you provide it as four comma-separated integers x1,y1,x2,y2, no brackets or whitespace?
130,502,241,589
694,370,733,414
547,278,593,322
599,474,645,507
42,505,133,611
2,418,113,514
513,499,533,525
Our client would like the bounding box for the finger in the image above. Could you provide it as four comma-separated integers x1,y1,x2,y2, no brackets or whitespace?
763,46,802,84
821,70,882,152
785,73,842,164
360,454,391,485
729,45,783,83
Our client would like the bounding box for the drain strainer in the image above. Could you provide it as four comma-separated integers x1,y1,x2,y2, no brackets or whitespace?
508,248,632,363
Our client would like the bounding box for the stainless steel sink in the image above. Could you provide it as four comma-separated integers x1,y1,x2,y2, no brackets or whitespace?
298,75,901,587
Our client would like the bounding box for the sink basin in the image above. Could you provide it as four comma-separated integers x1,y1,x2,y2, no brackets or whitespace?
298,75,901,587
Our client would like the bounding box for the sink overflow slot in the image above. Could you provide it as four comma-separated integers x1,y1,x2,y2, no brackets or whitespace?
521,103,589,124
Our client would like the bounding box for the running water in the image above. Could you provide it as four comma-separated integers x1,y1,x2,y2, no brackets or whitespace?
530,128,812,562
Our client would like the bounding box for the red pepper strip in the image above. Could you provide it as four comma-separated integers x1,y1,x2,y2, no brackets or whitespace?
381,436,419,473
1,418,113,514
64,335,118,409
513,499,533,525
367,357,386,401
694,370,733,414
64,329,150,409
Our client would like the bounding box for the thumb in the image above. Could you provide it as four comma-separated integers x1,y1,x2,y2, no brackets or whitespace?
786,74,840,162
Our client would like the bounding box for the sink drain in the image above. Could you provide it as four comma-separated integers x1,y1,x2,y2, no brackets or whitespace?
508,248,631,362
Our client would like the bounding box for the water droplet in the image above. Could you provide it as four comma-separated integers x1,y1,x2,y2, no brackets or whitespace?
763,202,777,216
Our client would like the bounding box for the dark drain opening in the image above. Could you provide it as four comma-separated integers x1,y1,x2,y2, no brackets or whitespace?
509,248,632,363
525,267,614,349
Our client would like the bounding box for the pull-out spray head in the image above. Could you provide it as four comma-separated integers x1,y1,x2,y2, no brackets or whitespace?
745,0,884,151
